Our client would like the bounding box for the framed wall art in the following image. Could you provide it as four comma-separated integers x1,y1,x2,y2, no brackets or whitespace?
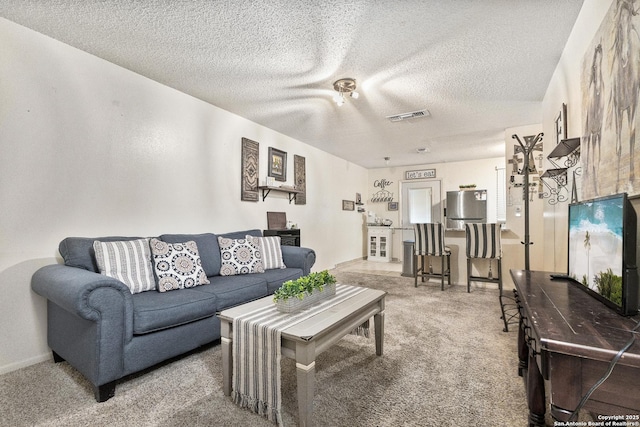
342,200,355,211
241,137,259,202
268,147,287,182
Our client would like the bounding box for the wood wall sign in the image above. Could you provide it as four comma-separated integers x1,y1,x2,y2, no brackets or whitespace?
405,169,436,180
294,155,306,205
241,137,259,202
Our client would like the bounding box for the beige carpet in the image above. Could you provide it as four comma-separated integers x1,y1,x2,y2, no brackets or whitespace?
1,271,530,426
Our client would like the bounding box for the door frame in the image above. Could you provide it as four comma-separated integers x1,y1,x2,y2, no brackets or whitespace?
399,179,443,242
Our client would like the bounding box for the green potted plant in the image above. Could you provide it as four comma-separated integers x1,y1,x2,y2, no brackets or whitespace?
273,270,337,312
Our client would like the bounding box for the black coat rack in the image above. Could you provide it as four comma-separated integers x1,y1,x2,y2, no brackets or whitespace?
512,132,544,271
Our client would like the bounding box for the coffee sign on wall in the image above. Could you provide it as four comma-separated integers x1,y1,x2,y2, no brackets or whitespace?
405,169,436,180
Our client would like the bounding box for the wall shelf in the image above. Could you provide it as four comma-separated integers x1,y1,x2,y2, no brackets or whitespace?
540,136,581,205
258,186,301,204
547,137,580,159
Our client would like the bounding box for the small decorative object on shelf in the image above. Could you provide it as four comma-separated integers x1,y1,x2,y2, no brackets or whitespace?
273,270,337,312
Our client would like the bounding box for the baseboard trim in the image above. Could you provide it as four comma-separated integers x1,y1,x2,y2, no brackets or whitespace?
333,257,366,269
0,352,51,375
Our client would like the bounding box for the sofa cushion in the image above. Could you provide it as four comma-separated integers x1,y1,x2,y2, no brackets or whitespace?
131,287,218,334
59,236,145,273
93,239,156,294
218,236,264,276
149,238,210,292
218,229,262,240
201,275,269,310
159,233,221,277
247,235,286,270
260,268,304,294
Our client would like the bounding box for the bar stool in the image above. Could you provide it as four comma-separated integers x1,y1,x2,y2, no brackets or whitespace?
413,223,451,291
465,223,517,332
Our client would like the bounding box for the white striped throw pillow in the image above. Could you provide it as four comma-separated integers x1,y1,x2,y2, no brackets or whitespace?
247,235,286,270
93,238,156,294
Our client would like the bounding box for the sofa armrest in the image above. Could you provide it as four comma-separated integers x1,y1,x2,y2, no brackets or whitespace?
281,246,316,275
31,264,134,337
31,264,137,393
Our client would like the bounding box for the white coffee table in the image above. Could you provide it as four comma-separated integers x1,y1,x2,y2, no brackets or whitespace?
219,286,386,427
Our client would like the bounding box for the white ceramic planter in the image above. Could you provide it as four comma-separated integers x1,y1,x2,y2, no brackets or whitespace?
275,283,336,313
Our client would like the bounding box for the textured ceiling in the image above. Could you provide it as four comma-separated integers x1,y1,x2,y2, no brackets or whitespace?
0,0,585,169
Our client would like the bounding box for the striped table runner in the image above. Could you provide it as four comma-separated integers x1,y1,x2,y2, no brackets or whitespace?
232,284,368,425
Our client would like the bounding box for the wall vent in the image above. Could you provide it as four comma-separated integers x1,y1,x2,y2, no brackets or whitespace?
386,109,430,122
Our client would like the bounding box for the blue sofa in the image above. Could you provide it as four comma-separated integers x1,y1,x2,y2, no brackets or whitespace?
31,229,315,402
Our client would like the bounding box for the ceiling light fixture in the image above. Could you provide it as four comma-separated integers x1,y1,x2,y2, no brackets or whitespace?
333,78,359,106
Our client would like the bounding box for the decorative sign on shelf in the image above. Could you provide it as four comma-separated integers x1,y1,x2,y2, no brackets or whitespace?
405,169,436,180
371,190,393,203
371,178,394,202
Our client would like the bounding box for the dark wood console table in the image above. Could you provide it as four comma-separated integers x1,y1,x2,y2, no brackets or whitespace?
511,270,640,426
263,229,300,246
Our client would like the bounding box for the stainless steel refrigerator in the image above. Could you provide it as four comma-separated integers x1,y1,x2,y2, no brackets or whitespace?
445,190,487,230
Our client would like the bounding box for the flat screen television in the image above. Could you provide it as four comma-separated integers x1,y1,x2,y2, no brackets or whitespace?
568,193,639,316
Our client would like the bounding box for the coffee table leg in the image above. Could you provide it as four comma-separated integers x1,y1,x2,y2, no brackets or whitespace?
296,341,316,427
374,310,385,356
221,320,232,396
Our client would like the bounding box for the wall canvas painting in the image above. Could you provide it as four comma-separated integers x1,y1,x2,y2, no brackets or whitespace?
581,0,640,199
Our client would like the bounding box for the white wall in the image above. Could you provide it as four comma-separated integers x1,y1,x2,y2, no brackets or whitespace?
541,0,614,271
0,18,367,374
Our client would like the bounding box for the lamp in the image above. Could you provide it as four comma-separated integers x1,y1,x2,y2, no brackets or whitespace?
333,78,359,106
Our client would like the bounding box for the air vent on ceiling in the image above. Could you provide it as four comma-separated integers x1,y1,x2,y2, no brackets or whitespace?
386,109,430,122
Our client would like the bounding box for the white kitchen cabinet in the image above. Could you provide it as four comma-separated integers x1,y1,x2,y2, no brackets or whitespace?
368,226,392,262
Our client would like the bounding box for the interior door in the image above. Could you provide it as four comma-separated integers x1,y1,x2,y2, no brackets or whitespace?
400,180,442,242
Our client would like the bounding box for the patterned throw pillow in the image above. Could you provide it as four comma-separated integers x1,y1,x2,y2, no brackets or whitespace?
218,236,264,276
149,238,210,292
93,238,156,294
247,235,286,270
